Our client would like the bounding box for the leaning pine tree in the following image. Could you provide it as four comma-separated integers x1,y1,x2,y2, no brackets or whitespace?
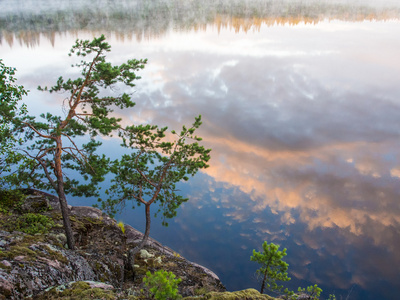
8,35,147,250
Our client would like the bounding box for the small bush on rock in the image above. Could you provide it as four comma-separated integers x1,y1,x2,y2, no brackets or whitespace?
16,213,55,234
0,188,26,213
295,284,322,300
142,269,182,300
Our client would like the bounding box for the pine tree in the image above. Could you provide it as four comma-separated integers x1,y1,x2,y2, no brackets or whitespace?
251,241,291,295
3,35,147,249
99,115,211,266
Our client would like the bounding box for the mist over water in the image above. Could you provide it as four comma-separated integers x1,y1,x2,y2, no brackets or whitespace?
2,0,400,44
1,1,400,299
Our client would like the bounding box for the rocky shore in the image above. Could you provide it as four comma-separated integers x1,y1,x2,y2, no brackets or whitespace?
0,189,273,299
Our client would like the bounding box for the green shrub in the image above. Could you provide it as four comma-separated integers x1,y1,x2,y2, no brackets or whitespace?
295,284,322,300
142,270,182,300
16,213,55,234
0,189,26,213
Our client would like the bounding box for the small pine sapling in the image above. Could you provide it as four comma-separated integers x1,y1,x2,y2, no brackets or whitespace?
251,241,292,295
142,269,182,300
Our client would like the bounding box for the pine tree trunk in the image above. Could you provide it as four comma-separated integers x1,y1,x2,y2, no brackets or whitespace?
260,259,271,294
128,203,151,274
54,136,75,250
260,268,268,294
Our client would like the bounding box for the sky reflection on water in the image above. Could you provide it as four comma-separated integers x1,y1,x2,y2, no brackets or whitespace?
1,1,400,299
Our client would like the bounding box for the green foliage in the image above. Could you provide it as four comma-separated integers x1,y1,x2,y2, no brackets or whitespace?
96,111,211,259
15,213,55,234
142,270,182,300
1,35,211,252
100,115,211,224
295,284,322,300
8,34,147,197
250,242,330,299
1,35,147,249
251,241,292,295
0,60,28,144
0,60,28,182
0,188,26,213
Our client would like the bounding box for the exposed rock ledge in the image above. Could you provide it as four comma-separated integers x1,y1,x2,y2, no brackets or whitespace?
0,189,273,300
0,189,278,299
0,189,232,299
70,205,221,283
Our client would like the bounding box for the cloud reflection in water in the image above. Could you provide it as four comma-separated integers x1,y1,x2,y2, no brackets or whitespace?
123,21,400,298
2,17,400,299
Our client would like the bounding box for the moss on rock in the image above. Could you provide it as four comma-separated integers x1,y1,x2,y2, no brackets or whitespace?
0,189,26,213
36,281,118,300
183,288,275,300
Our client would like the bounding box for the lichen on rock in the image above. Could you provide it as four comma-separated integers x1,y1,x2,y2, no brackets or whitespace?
0,232,96,299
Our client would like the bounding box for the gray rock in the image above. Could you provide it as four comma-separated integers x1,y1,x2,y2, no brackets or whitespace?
125,223,221,281
23,189,60,211
20,194,51,213
70,206,116,227
0,240,96,299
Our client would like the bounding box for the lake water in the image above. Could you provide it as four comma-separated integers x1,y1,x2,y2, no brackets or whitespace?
1,0,400,299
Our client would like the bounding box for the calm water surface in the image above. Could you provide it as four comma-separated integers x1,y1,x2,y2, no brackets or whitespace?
1,1,400,299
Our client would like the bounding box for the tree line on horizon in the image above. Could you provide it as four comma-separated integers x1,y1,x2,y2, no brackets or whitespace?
1,0,399,46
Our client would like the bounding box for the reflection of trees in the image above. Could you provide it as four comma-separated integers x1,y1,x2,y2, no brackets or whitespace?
1,0,400,45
